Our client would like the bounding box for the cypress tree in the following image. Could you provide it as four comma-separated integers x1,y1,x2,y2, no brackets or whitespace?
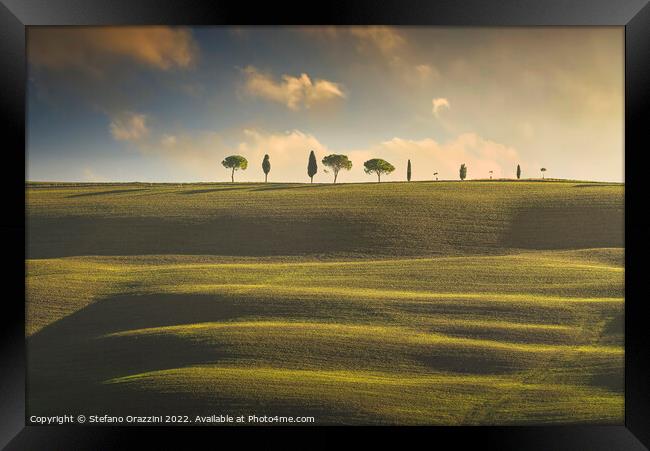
262,154,271,182
407,159,412,182
307,150,318,183
516,164,521,180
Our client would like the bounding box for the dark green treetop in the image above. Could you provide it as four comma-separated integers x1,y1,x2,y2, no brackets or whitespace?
262,154,271,182
321,154,352,183
222,155,248,182
364,158,395,183
307,150,318,183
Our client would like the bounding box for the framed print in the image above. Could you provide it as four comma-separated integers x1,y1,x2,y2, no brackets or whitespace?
2,0,649,448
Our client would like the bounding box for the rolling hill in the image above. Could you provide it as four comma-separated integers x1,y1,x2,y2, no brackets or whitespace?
26,181,624,424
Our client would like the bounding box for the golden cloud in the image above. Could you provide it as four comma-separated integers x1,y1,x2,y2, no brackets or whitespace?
301,26,406,57
242,66,346,110
28,27,198,72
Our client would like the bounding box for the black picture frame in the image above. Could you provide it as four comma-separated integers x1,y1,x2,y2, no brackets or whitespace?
2,0,648,448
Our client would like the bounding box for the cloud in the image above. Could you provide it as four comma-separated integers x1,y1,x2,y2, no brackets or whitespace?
350,133,518,180
415,64,438,80
237,129,329,162
113,110,518,182
232,129,332,181
348,27,406,57
300,27,442,87
242,66,345,110
117,123,331,182
28,27,198,73
432,98,450,117
301,26,408,64
399,64,441,86
148,131,224,178
109,112,149,141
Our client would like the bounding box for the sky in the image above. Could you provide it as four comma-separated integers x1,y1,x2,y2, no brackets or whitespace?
27,26,624,183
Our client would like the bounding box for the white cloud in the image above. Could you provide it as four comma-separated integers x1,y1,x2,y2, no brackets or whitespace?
109,112,149,141
242,66,346,110
432,98,450,117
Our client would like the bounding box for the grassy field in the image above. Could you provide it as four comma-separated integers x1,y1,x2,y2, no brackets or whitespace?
26,181,624,425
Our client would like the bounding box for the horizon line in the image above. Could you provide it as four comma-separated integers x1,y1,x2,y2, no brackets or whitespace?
26,178,625,185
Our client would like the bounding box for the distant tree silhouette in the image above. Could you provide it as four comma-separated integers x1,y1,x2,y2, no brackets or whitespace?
262,154,271,183
459,163,467,181
407,159,412,182
364,159,395,182
322,154,352,183
489,170,493,180
541,167,547,179
307,150,318,183
222,155,248,182
433,171,438,181
517,164,521,180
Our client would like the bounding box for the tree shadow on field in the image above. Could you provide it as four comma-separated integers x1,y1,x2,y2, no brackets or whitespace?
502,204,624,249
250,184,335,192
66,188,150,198
177,186,254,195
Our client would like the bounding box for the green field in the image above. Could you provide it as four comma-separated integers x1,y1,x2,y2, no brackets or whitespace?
26,181,624,424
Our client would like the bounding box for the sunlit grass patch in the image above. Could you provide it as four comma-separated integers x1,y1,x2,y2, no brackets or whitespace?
106,365,623,425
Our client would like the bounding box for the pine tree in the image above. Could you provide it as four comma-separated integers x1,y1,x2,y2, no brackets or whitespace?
322,154,352,183
221,155,248,182
364,159,395,183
